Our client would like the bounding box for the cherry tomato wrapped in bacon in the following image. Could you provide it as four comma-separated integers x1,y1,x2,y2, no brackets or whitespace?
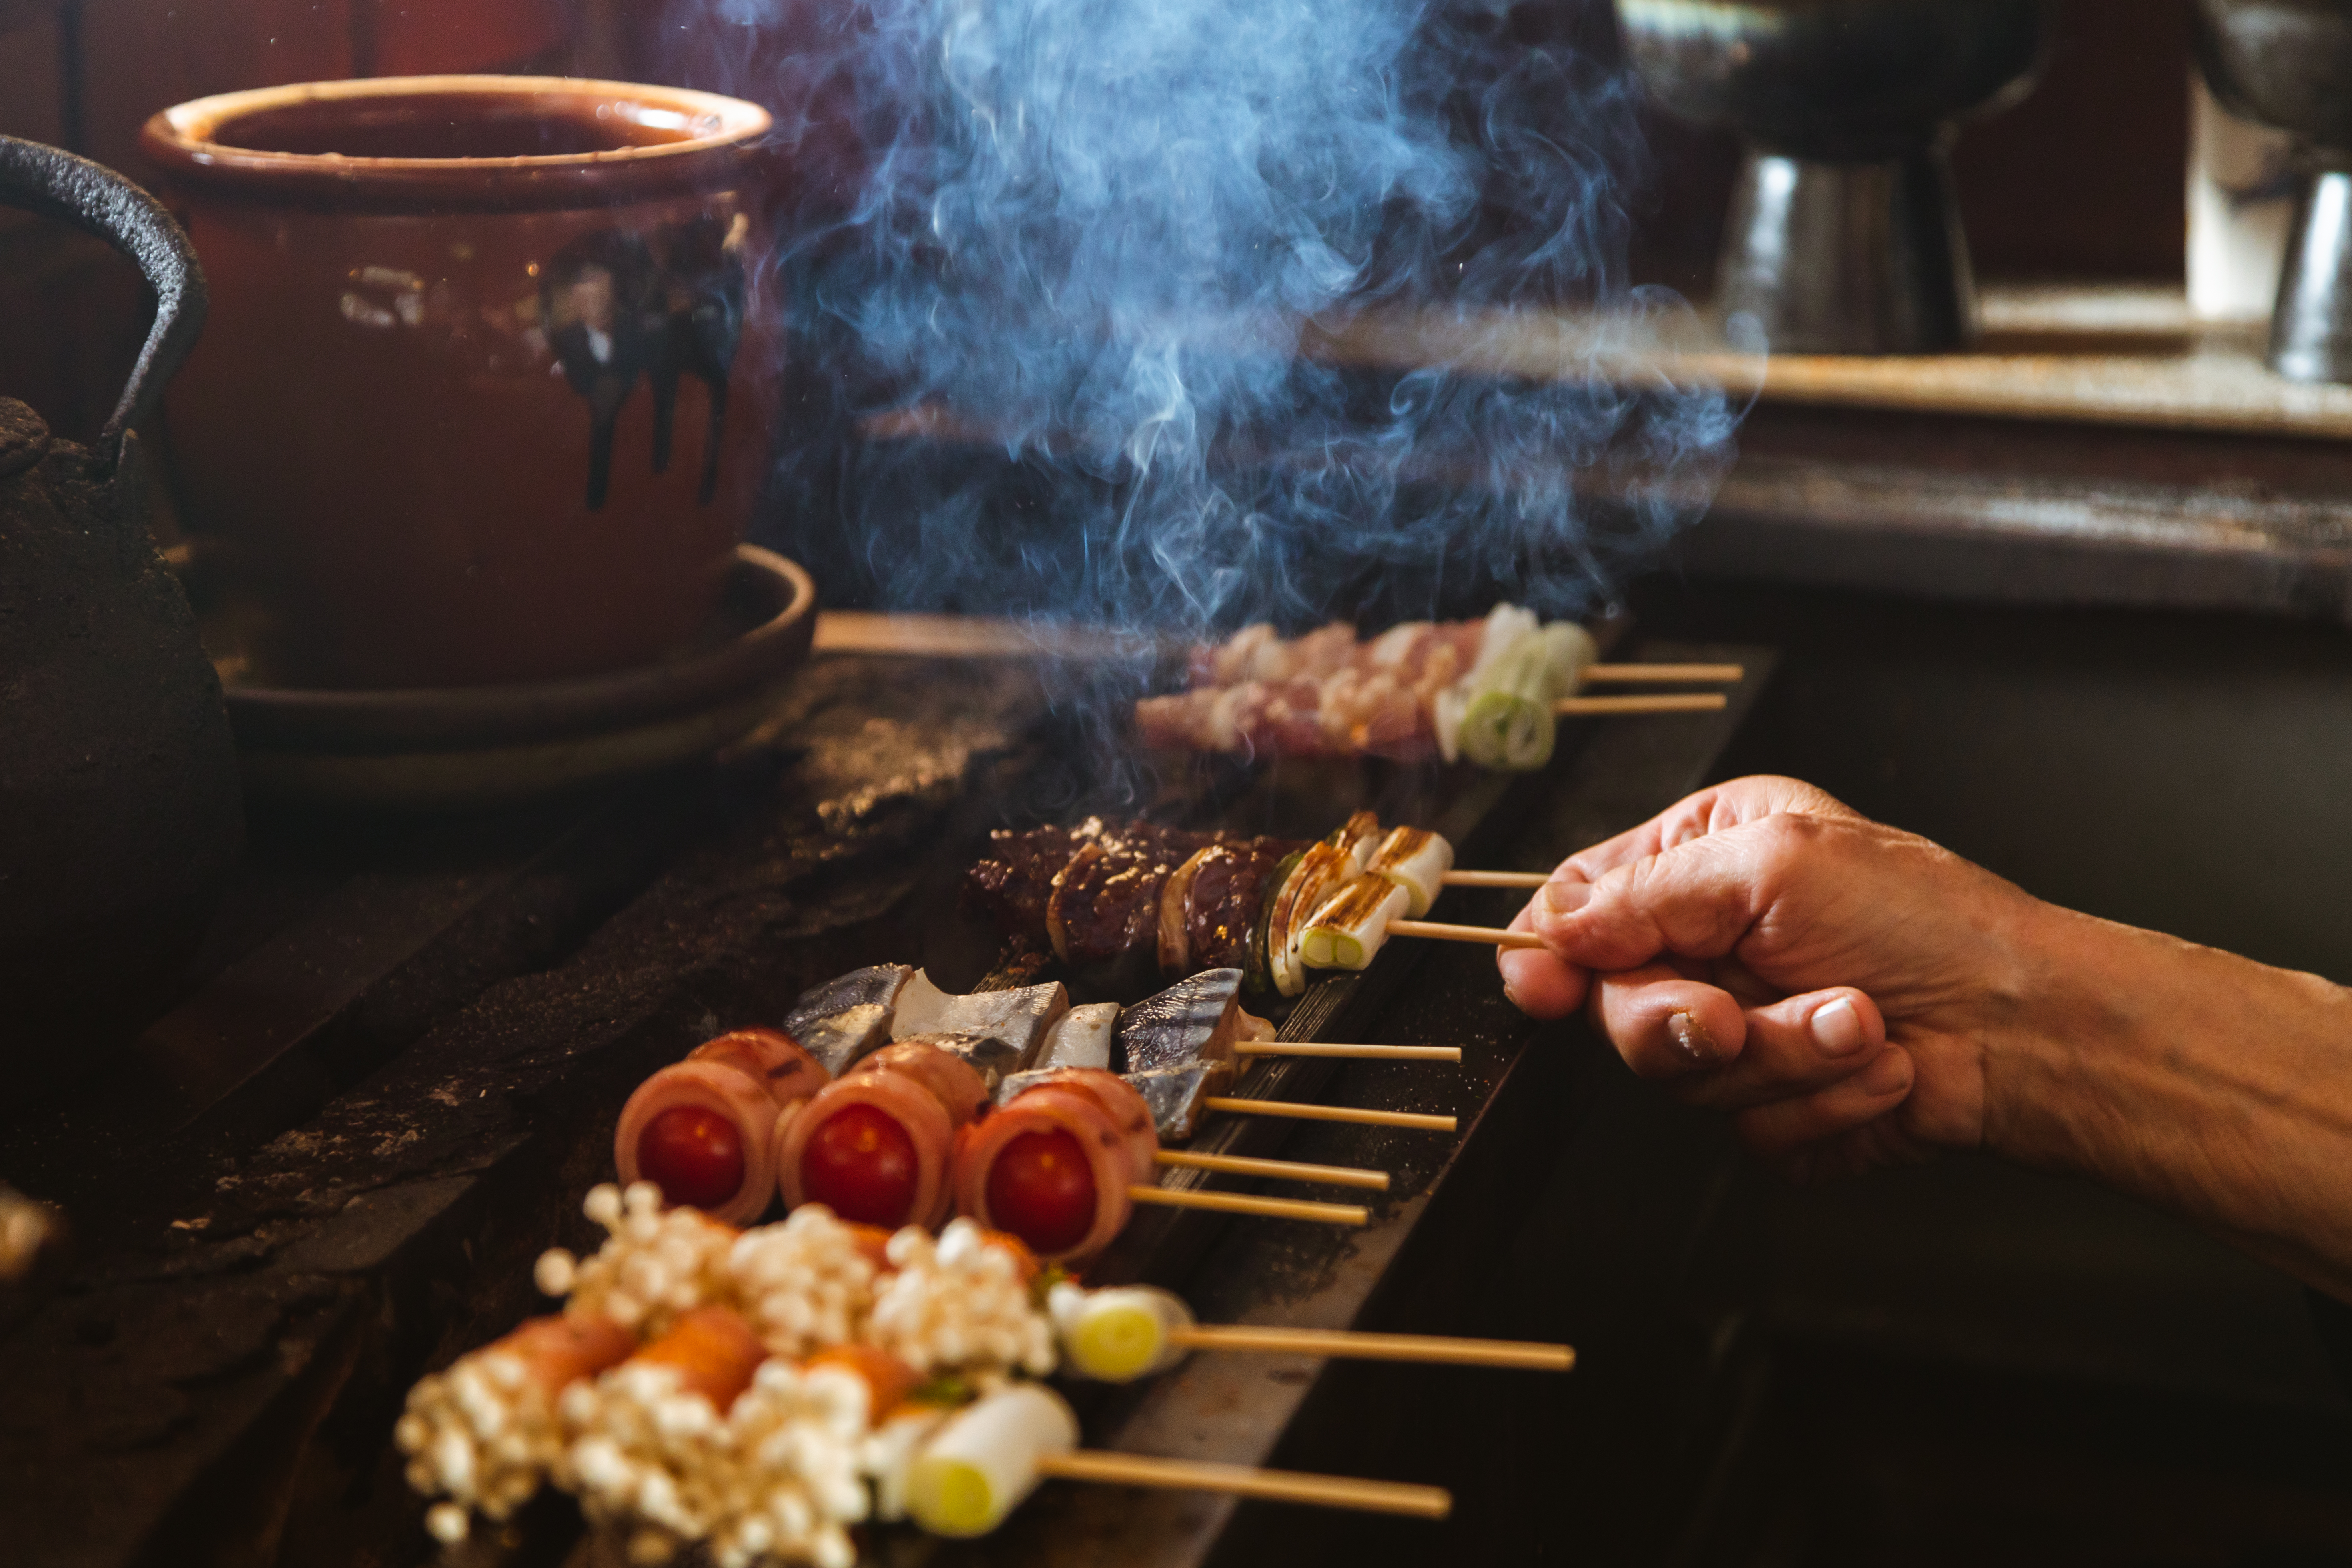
776,1042,990,1229
950,1069,1157,1265
614,1029,830,1224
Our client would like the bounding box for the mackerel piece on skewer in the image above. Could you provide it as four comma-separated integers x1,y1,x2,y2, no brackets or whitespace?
781,964,915,1076
1115,966,1254,1073
1034,1002,1121,1071
1126,1063,1231,1142
794,1003,894,1079
900,1030,1027,1095
892,971,1070,1064
993,1061,1228,1143
1116,967,1272,1141
992,970,1264,1143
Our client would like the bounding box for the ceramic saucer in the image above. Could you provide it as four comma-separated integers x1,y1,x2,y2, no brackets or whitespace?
186,544,816,810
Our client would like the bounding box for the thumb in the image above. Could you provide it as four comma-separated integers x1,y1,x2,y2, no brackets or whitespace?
1531,815,1812,972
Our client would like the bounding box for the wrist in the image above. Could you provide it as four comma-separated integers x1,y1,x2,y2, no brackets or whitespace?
1972,894,2143,1172
1979,897,2352,1290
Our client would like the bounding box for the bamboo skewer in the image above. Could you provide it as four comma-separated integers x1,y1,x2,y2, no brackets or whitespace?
1202,1097,1457,1132
817,614,1738,692
1556,692,1727,716
1582,662,1744,684
1128,1185,1368,1225
1168,1324,1575,1372
1440,869,1552,889
1037,1452,1452,1519
1389,918,1545,950
1235,1041,1460,1062
1154,1149,1391,1191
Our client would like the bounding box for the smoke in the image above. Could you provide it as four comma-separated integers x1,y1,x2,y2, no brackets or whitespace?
660,0,1740,635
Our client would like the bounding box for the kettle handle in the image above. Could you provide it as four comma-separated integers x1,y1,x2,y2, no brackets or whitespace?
0,135,206,476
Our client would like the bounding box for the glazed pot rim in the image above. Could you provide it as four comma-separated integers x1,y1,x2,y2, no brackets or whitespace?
140,74,774,212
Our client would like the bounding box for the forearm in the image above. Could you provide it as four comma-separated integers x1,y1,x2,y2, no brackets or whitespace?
1989,900,2352,1297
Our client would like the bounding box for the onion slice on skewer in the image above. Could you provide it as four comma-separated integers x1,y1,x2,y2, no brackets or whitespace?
1299,874,1411,971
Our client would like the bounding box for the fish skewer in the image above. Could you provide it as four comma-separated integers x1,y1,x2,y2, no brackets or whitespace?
1127,1187,1368,1225
608,968,1419,1265
1202,1098,1456,1132
1234,1041,1460,1061
1153,1148,1390,1190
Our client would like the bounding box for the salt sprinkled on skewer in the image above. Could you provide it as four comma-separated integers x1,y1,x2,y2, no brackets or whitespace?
865,1220,1055,1379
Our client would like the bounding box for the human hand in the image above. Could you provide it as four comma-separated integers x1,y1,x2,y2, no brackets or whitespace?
1498,776,2039,1180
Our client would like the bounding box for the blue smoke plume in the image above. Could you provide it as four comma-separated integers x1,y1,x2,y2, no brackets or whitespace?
661,0,1740,634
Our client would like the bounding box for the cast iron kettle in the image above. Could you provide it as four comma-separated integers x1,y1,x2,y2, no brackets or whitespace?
0,136,241,1075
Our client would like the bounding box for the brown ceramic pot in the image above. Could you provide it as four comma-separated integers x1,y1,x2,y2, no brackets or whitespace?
142,75,780,689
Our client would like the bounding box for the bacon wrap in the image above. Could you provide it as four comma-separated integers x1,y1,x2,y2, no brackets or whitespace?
615,1052,796,1227
950,1069,1158,1265
776,1043,988,1229
806,1343,922,1421
691,1027,832,1107
850,1042,993,1127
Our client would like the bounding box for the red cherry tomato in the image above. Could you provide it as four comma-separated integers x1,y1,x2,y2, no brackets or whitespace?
636,1106,746,1211
984,1129,1097,1255
800,1103,922,1225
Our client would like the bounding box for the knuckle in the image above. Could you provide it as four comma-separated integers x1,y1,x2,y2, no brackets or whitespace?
1747,810,1829,876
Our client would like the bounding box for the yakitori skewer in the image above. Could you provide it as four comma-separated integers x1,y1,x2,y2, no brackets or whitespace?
813,610,1740,694
966,810,1567,998
1440,869,1552,889
1034,1453,1451,1519
1390,918,1546,950
1202,1097,1456,1133
1136,605,1738,770
1556,691,1727,716
1127,1187,1367,1225
406,1200,1482,1554
602,966,1415,1266
1580,661,1744,684
1235,1040,1460,1061
1049,1284,1572,1382
1167,1325,1573,1371
1153,1149,1391,1191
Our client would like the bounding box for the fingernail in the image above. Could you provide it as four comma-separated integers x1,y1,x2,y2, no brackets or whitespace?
1541,878,1590,916
1666,1009,1719,1064
1809,996,1865,1057
1861,1049,1911,1097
